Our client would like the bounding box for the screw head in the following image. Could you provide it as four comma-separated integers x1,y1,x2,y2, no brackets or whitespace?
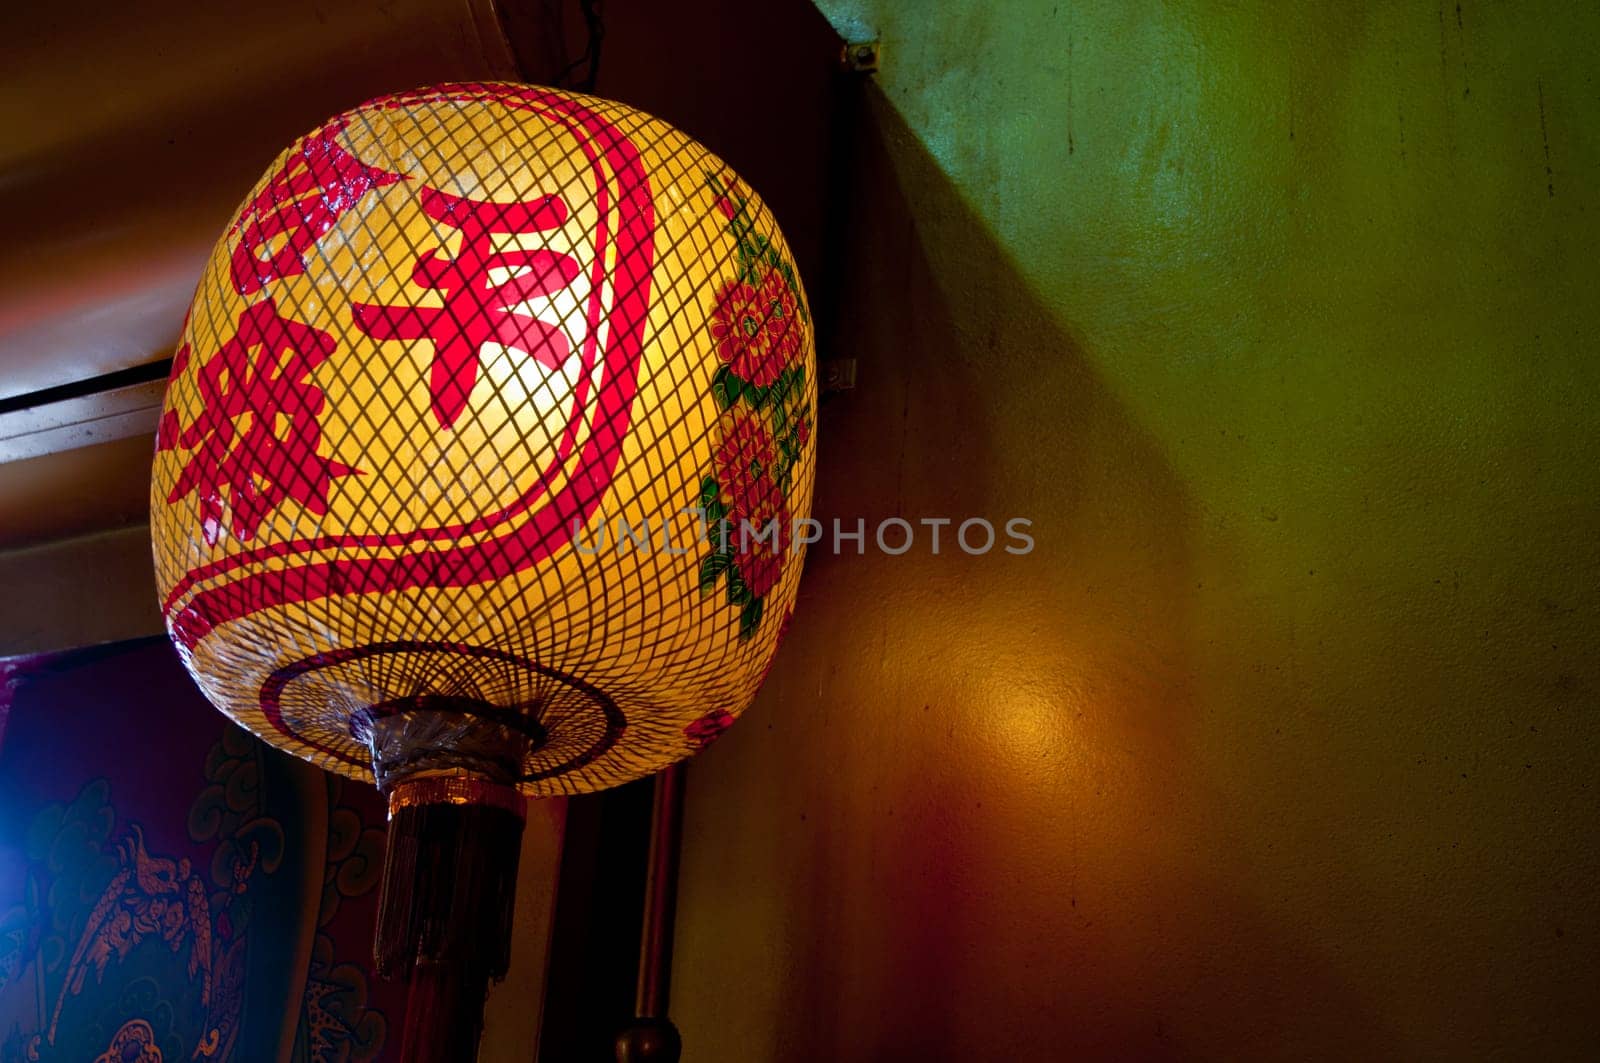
842,39,880,73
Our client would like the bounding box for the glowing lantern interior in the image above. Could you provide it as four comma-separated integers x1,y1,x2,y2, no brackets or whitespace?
150,83,817,795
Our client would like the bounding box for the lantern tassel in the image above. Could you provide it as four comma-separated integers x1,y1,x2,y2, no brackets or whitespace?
376,776,527,1062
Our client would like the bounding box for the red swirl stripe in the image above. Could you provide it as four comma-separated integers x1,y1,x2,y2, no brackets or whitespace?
164,85,656,648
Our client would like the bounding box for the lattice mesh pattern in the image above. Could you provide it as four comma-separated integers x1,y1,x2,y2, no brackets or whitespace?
150,84,816,796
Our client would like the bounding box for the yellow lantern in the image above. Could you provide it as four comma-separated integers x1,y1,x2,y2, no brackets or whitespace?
149,82,815,1058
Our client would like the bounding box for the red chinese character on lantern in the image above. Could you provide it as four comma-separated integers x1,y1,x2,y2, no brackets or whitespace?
159,299,360,545
230,117,402,295
351,188,582,430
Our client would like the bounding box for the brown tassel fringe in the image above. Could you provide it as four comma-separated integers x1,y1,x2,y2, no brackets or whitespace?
376,792,526,1061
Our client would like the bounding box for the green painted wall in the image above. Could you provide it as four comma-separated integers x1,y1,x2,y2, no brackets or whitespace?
668,1,1600,1059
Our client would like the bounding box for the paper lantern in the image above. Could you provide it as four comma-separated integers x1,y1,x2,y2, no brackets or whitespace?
150,82,815,1058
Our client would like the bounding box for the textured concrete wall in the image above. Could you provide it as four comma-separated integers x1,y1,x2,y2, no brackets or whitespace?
668,1,1600,1059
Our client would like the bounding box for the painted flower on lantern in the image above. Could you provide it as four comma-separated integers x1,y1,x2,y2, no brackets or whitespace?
695,170,815,640
698,420,791,633
734,478,788,599
712,409,778,520
684,709,735,748
710,269,801,387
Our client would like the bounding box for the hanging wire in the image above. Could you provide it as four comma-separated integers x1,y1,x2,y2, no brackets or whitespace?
552,0,606,93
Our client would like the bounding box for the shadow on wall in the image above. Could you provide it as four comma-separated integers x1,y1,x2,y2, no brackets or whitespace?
669,80,1388,1061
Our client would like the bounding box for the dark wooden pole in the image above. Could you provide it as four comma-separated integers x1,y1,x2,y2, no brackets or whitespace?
399,961,491,1062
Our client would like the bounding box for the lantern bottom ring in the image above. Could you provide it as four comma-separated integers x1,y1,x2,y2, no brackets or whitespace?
386,773,528,819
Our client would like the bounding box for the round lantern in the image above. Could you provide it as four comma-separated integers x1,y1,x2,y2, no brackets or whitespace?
150,82,815,1059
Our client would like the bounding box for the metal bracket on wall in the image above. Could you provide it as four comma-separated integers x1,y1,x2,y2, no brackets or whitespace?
840,39,880,74
821,358,857,396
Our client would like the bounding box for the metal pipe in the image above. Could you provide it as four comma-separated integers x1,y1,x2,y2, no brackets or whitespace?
636,764,687,1018
614,764,687,1062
